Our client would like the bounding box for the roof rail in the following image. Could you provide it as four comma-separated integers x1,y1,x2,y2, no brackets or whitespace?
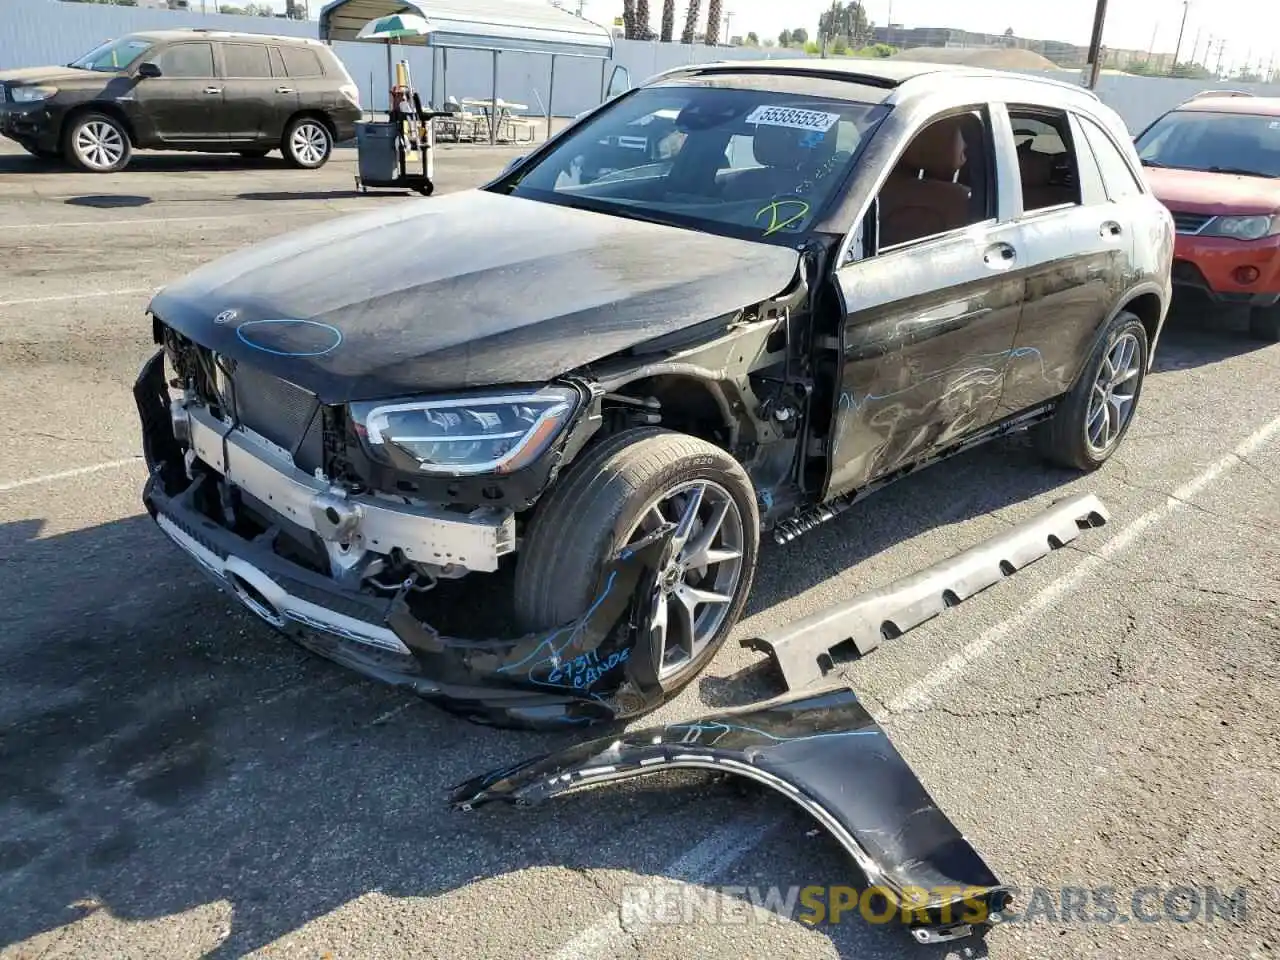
1185,89,1255,101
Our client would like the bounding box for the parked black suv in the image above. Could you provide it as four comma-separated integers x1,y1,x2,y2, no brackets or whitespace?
136,60,1174,728
0,29,361,172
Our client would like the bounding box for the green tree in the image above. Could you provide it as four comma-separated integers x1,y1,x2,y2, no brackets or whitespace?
635,0,652,39
705,0,723,44
819,2,871,50
660,0,675,42
745,31,759,46
778,28,792,47
831,36,849,55
791,27,808,45
681,0,701,44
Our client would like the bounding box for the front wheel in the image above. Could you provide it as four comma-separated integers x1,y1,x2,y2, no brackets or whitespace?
514,428,759,698
1035,310,1148,471
282,117,333,169
63,112,132,173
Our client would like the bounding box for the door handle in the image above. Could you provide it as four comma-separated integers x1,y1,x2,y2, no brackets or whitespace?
1100,221,1123,238
983,242,1017,268
203,86,222,95
275,86,294,94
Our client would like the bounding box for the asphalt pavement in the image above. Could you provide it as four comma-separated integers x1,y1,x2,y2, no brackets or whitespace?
1,139,1277,960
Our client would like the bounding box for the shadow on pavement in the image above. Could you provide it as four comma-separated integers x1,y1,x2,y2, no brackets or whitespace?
1152,300,1272,372
64,194,153,209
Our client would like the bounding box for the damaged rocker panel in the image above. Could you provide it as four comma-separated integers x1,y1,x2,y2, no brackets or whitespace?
451,685,1011,944
743,493,1109,691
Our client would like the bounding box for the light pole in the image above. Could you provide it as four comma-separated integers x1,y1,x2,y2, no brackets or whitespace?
1084,0,1108,89
1171,0,1190,68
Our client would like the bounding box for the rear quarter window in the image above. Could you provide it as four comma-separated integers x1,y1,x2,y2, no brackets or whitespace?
280,46,324,79
1078,115,1144,199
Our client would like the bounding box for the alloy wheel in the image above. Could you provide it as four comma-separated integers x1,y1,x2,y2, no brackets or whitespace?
74,120,125,171
626,479,746,680
291,121,330,166
1085,331,1141,453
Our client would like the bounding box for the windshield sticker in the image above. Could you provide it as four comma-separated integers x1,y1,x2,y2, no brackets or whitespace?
756,199,811,236
745,105,840,133
799,130,827,149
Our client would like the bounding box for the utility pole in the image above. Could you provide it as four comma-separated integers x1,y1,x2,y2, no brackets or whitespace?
820,0,838,58
1083,0,1108,89
1171,0,1190,67
1146,23,1158,63
1214,39,1227,76
1190,27,1203,64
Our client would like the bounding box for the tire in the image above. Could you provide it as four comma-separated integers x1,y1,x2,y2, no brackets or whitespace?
1248,305,1280,342
238,148,271,159
63,111,132,173
514,427,760,697
1035,310,1148,471
282,116,333,169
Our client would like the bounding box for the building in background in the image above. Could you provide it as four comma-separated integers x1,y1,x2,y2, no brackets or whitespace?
872,24,1167,71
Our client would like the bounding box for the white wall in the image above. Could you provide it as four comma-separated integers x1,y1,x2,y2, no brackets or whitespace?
5,0,1280,130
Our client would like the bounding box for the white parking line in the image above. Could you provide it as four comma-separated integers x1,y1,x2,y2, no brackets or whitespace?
546,409,1280,960
0,457,142,494
0,287,157,308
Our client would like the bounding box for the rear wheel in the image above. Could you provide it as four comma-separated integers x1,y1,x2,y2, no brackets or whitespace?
63,112,131,173
1248,305,1280,342
1036,310,1148,471
514,428,759,697
282,116,332,169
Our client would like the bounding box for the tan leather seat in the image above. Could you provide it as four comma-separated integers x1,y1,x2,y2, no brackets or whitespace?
878,117,974,248
1019,147,1076,210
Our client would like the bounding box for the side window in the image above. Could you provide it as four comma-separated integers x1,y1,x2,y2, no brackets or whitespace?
221,43,271,79
154,42,215,79
269,46,287,79
280,47,324,79
875,108,993,250
1008,108,1081,213
1078,115,1144,199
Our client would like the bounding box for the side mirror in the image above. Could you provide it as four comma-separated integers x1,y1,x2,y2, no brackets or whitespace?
502,155,525,175
605,65,632,101
136,62,162,79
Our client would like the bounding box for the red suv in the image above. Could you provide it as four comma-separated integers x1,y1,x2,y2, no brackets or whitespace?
1135,92,1280,341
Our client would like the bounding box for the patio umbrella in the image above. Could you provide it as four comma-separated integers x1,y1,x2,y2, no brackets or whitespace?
355,13,433,41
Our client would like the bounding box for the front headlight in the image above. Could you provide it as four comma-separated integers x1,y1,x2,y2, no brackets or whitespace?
11,86,58,103
351,387,578,477
1207,215,1277,241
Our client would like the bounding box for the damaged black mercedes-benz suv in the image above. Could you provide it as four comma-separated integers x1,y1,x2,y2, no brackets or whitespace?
137,59,1173,728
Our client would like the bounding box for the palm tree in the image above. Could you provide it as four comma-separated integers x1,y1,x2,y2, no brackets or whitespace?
681,0,701,44
622,0,636,38
705,0,722,44
660,0,675,41
635,0,651,38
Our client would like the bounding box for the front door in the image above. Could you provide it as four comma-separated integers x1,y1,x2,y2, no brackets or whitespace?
135,41,224,143
827,107,1025,497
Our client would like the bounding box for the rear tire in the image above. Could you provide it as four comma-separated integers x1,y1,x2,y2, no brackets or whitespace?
1035,310,1148,471
282,116,333,169
1248,305,1280,342
63,111,131,173
514,428,759,701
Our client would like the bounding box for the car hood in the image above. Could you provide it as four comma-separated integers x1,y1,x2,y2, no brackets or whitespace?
150,190,801,403
1144,165,1280,215
452,685,1010,944
0,66,104,86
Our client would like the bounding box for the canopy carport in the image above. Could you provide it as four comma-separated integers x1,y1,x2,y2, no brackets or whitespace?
319,0,617,143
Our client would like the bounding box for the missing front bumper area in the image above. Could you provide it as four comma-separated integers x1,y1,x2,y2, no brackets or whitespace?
136,348,681,729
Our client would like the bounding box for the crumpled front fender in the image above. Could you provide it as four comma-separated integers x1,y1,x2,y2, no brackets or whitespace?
451,685,1010,943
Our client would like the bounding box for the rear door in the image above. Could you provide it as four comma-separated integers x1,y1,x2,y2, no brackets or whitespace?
278,45,328,121
997,105,1132,416
828,105,1025,496
216,41,277,142
134,41,223,142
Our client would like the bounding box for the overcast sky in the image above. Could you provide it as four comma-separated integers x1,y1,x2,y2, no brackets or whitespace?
573,0,1280,74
